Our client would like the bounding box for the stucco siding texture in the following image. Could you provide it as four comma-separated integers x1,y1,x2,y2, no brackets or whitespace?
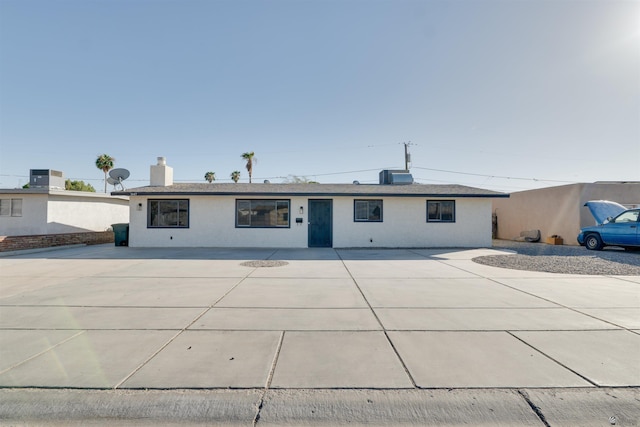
0,194,49,236
493,183,640,245
0,191,129,237
48,196,129,233
129,195,493,248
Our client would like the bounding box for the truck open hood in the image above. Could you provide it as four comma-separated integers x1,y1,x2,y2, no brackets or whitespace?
584,200,627,224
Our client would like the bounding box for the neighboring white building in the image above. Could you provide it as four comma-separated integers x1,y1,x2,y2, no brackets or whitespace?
0,183,129,237
114,158,508,248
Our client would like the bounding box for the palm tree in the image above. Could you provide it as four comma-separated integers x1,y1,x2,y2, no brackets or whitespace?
230,171,241,183
241,152,256,183
204,171,216,183
95,154,115,193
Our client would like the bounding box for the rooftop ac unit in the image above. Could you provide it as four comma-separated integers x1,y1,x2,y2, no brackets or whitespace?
379,169,413,185
30,169,65,189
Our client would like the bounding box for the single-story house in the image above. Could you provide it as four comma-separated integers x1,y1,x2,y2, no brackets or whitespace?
0,169,129,237
114,158,508,248
492,182,640,245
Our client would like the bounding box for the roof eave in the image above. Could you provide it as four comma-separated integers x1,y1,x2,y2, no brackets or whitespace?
113,190,509,198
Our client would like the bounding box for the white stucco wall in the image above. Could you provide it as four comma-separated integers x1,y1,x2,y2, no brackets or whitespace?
129,196,308,248
0,191,129,236
129,195,493,248
0,194,48,236
47,194,129,233
333,197,492,248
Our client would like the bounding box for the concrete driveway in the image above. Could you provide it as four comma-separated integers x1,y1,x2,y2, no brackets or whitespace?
0,244,638,425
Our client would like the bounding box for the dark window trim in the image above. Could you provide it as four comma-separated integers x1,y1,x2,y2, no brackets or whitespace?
353,199,383,222
427,200,456,223
0,198,22,217
147,199,190,228
235,199,291,228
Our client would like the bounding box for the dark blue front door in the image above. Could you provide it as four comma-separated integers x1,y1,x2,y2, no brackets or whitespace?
308,199,332,247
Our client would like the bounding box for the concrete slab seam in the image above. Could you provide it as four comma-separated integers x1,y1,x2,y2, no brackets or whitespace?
569,308,637,333
437,262,567,309
113,329,185,389
336,251,418,388
431,258,494,278
253,330,285,426
506,331,599,388
605,275,640,285
114,273,256,389
382,330,418,388
264,248,284,261
0,330,86,376
427,258,619,327
517,389,551,427
489,277,637,332
406,249,433,260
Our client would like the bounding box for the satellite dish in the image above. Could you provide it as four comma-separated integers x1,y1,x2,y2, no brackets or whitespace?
109,168,130,190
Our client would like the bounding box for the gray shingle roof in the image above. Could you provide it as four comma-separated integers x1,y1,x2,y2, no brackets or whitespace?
114,183,508,198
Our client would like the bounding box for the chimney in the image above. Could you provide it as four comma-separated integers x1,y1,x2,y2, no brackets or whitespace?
150,157,173,186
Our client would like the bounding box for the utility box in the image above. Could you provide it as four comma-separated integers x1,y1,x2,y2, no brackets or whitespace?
546,236,564,245
112,223,129,246
379,169,413,185
30,169,65,189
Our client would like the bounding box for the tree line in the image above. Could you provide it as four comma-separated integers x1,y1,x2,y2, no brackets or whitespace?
205,151,256,183
94,152,258,190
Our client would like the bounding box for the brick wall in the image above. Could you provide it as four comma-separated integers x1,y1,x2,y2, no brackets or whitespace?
0,231,114,252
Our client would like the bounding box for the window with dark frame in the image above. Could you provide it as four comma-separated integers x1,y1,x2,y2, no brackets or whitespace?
0,199,22,217
236,199,290,228
427,200,455,222
354,199,383,222
148,199,189,228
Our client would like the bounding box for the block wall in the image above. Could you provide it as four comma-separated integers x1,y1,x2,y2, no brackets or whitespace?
0,231,114,252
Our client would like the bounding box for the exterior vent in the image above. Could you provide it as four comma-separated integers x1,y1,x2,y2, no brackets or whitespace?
379,169,413,185
29,169,65,189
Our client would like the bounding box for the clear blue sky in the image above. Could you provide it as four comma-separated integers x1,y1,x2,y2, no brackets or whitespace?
1,0,638,192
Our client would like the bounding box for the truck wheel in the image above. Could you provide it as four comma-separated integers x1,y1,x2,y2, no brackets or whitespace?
585,234,603,250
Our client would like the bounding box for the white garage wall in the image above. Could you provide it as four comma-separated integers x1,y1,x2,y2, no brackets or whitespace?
130,195,493,248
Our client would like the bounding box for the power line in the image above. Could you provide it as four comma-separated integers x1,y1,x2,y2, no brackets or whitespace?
412,176,534,191
2,165,579,187
412,166,577,184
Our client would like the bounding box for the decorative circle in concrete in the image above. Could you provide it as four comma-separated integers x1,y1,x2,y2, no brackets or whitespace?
240,260,289,268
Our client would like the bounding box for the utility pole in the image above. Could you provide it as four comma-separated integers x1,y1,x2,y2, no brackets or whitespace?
402,141,414,170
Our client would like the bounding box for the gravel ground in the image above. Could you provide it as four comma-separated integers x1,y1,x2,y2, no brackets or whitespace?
472,240,640,275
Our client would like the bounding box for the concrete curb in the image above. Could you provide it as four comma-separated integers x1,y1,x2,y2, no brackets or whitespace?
1,388,638,426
